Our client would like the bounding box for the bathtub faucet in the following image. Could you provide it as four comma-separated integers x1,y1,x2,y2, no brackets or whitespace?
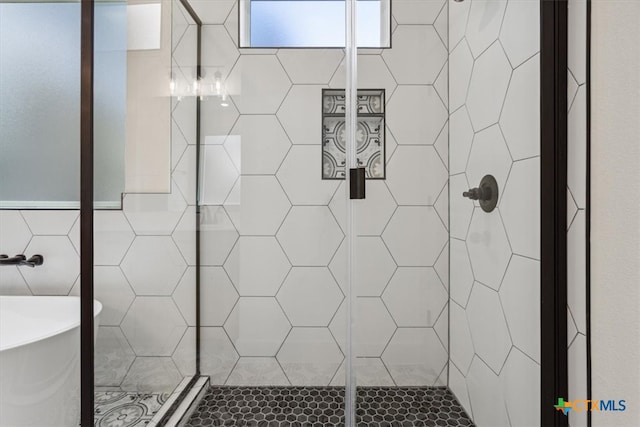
0,254,44,268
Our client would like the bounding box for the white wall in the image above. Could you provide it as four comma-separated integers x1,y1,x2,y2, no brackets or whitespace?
591,1,640,426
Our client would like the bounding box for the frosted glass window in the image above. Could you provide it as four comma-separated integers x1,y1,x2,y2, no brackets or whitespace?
0,2,126,209
239,0,391,48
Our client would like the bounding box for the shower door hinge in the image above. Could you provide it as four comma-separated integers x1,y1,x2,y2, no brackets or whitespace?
349,167,366,200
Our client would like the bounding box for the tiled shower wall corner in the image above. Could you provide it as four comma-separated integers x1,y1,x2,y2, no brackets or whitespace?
191,0,450,387
447,0,542,425
0,2,198,393
567,0,589,426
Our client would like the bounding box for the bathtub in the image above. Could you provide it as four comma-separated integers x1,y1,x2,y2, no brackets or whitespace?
0,296,102,427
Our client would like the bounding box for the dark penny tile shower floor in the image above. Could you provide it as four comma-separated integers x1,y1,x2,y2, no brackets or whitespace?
185,386,474,427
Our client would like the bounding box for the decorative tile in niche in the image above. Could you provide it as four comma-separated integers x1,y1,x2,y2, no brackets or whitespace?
322,89,386,179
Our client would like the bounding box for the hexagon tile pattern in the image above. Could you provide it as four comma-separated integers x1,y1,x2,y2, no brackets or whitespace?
185,386,473,426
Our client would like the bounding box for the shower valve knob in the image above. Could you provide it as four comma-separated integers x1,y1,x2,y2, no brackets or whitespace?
463,174,499,213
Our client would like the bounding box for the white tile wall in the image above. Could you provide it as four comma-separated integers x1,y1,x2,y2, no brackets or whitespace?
567,0,589,425
448,0,543,425
189,2,450,388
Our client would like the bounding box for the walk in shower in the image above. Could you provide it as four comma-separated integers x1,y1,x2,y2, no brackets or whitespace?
0,0,584,426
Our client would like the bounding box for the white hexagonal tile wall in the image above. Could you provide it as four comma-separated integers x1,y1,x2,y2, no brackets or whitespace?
449,238,474,307
329,55,397,95
123,183,187,235
225,116,291,175
121,357,183,393
225,176,291,235
330,358,395,387
501,348,541,427
226,56,292,114
172,327,239,383
382,328,447,386
466,124,513,195
201,25,239,81
0,211,31,254
386,146,447,205
567,0,587,85
121,297,187,356
277,267,343,326
200,145,239,205
449,107,474,174
277,146,339,205
200,205,239,266
387,86,448,145
329,181,397,236
465,0,508,58
382,207,447,266
568,87,587,208
200,95,240,145
172,206,198,265
277,85,325,145
277,49,343,84
466,284,512,373
94,211,135,266
449,364,473,419
173,267,238,326
382,26,447,84
449,39,474,111
277,328,343,386
189,0,235,25
383,267,446,327
0,266,30,295
500,0,540,68
224,297,291,356
329,237,397,297
331,298,396,357
466,43,512,131
449,301,474,376
500,157,541,259
95,327,135,387
173,97,198,147
466,356,509,426
500,54,541,161
226,357,290,386
568,334,587,426
449,0,471,50
568,211,586,334
21,210,77,235
224,237,291,296
392,0,445,24
90,267,134,326
450,174,474,240
277,207,343,266
500,256,541,363
121,236,186,295
20,236,78,295
466,208,512,290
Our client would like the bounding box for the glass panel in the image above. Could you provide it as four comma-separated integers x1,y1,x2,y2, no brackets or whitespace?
0,1,126,209
350,0,543,425
240,0,390,48
92,1,196,423
0,2,83,426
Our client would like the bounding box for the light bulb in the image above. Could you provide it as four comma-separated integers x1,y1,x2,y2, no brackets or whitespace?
220,92,229,108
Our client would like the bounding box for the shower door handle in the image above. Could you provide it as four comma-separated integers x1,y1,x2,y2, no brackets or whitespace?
349,167,366,199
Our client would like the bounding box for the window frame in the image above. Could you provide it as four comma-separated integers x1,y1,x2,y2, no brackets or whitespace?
238,0,392,49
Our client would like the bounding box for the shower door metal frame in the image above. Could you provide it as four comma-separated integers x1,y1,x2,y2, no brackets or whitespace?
540,0,569,426
79,1,203,425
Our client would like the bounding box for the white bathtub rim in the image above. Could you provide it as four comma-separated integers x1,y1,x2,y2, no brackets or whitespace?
0,296,102,352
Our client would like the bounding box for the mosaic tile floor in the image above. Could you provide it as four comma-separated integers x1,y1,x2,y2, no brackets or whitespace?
185,386,474,426
94,392,169,427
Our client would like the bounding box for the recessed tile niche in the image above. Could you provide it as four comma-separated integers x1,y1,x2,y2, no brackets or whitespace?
322,89,386,180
